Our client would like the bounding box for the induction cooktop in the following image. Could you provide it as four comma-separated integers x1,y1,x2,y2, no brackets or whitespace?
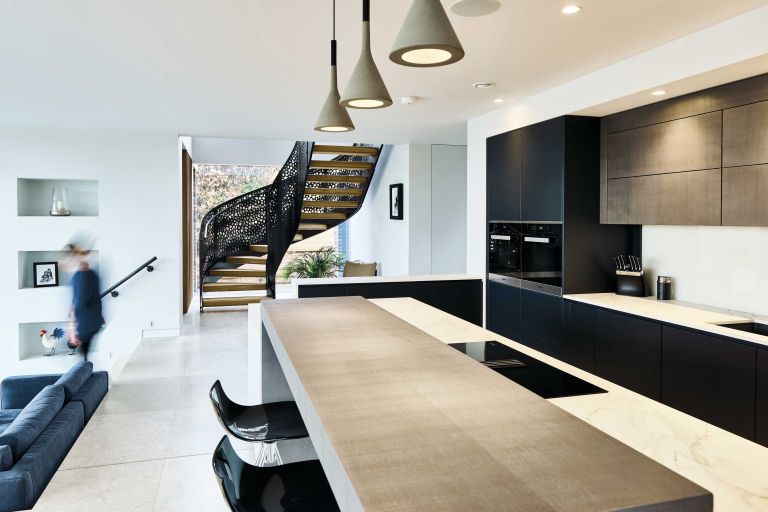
449,341,607,399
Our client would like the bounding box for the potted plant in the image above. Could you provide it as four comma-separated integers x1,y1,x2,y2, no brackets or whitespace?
280,246,345,279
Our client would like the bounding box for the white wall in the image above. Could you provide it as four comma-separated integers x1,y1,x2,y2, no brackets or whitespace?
408,145,432,275
431,145,468,275
467,7,768,314
0,127,181,380
190,137,295,165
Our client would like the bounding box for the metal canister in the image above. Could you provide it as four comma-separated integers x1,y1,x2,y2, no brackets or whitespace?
657,276,672,300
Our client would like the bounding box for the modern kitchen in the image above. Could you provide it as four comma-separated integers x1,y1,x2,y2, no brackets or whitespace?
251,71,768,511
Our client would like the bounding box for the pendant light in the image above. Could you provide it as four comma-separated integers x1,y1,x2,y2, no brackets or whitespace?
390,0,465,67
315,0,355,132
340,0,392,109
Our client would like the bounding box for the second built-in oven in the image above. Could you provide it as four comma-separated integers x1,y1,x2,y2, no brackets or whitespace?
520,223,562,296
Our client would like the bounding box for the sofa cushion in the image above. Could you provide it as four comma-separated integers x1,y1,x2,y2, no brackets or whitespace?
54,361,93,402
1,375,60,410
0,386,64,462
0,410,22,435
71,371,108,422
0,445,12,471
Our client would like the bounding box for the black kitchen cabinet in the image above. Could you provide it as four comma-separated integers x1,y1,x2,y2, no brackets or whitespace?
487,129,522,221
296,284,347,298
564,301,596,372
522,117,564,221
757,349,768,447
595,309,661,400
662,326,756,440
520,289,563,357
486,280,521,340
429,280,483,326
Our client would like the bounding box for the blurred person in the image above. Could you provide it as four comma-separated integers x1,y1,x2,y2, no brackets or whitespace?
64,234,104,362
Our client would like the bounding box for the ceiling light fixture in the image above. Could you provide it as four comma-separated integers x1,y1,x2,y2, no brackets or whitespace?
561,4,582,14
340,0,392,109
390,0,465,67
651,89,667,96
494,98,504,103
473,81,495,89
315,0,355,132
450,0,501,17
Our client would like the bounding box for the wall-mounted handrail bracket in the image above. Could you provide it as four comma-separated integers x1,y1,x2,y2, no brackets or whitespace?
101,256,158,299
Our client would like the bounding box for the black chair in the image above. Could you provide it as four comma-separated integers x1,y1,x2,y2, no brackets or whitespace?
212,436,340,512
209,380,308,466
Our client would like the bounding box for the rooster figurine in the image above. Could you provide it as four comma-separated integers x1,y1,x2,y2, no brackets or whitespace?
40,328,66,357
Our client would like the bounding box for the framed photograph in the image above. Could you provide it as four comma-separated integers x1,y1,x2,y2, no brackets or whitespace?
33,261,59,288
389,183,403,220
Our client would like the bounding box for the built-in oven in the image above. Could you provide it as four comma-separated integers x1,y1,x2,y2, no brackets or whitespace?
520,222,562,296
488,222,521,287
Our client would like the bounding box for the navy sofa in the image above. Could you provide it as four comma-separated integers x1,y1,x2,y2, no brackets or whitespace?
0,362,108,512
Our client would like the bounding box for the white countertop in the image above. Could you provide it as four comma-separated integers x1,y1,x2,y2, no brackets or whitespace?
368,297,768,512
564,293,768,348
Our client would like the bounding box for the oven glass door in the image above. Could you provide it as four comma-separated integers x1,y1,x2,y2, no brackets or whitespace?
521,223,562,289
489,223,521,281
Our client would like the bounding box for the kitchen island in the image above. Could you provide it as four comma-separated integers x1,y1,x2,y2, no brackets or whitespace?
259,296,712,512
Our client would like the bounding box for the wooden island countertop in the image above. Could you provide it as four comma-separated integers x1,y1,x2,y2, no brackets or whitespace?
260,296,712,512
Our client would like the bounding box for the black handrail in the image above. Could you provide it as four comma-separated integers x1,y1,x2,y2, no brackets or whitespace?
101,256,157,299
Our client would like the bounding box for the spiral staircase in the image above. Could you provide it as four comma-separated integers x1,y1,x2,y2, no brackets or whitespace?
198,142,382,311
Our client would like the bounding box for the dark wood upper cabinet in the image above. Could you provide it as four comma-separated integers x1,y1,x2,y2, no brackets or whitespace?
757,348,768,447
522,117,564,222
595,309,661,400
723,100,768,167
722,164,768,226
607,112,721,179
662,326,756,440
487,130,521,221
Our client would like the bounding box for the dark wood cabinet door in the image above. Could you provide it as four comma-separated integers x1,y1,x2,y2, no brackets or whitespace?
607,112,721,178
520,289,563,357
757,349,768,447
486,281,521,340
662,326,756,440
487,130,522,221
723,100,768,167
595,309,661,400
429,280,483,326
522,118,564,221
722,164,768,226
565,301,596,372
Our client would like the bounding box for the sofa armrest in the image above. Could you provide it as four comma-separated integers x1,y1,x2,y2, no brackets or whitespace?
1,375,61,410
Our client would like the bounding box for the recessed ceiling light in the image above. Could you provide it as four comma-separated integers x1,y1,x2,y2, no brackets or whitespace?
494,98,504,103
473,81,496,89
450,0,501,17
651,89,667,96
561,4,581,14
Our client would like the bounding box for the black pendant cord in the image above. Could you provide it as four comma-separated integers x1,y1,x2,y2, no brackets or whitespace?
331,0,337,65
363,0,370,22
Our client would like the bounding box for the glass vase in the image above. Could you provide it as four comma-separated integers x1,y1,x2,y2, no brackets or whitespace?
50,187,71,216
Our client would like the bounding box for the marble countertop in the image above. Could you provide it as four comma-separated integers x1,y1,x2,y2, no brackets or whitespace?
369,297,768,512
564,293,768,348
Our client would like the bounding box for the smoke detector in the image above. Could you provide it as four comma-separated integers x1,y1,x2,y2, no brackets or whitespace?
451,0,501,17
400,96,420,105
473,81,496,89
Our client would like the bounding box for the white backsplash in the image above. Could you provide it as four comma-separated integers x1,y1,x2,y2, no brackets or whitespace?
642,225,768,317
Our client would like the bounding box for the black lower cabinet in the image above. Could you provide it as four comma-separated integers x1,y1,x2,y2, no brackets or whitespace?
486,281,521,340
520,289,563,357
296,284,347,298
429,280,483,326
564,301,596,372
662,326,756,440
758,349,768,447
595,309,661,400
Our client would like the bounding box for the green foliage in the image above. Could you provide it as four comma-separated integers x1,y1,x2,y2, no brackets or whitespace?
280,247,346,279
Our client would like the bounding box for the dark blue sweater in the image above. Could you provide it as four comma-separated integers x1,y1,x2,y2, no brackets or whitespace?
71,269,104,336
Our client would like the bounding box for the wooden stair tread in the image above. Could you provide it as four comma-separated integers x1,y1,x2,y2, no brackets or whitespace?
305,187,364,196
298,223,328,231
249,244,268,253
203,282,267,292
307,175,368,183
302,200,359,208
313,145,378,156
227,255,267,264
209,268,267,277
301,212,347,220
202,296,272,307
310,160,373,170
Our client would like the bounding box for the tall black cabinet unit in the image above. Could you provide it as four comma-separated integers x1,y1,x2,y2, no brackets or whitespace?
487,116,636,358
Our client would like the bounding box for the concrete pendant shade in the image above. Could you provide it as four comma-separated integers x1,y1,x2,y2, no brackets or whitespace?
315,41,355,132
340,2,392,109
390,0,465,67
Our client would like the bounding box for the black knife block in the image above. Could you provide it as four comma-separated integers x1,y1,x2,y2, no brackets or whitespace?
616,271,649,297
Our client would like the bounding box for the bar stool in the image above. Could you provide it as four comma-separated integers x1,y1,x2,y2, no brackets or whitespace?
212,436,340,512
209,380,308,466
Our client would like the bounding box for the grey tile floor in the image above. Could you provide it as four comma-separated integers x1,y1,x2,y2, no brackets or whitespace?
33,309,253,511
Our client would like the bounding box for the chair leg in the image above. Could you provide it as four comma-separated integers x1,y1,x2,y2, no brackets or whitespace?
254,441,282,467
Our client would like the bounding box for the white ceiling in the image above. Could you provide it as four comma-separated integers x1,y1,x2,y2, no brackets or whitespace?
1,0,766,144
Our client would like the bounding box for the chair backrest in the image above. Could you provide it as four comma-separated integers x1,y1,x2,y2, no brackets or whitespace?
343,261,377,277
209,380,243,433
211,435,245,510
